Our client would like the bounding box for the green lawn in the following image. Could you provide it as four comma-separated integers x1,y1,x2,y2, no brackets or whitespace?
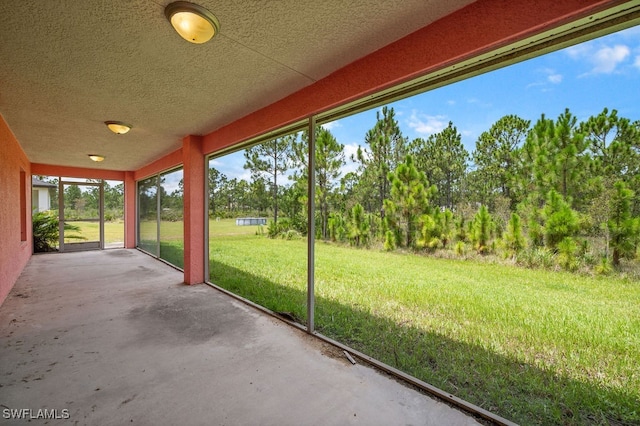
64,220,124,244
69,220,185,268
208,219,640,425
139,220,184,268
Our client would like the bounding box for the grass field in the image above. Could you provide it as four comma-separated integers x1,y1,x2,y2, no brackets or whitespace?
139,220,184,268
208,219,640,425
64,220,124,244
70,220,185,268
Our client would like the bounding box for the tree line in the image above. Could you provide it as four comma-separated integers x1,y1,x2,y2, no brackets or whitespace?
35,178,125,221
210,106,640,271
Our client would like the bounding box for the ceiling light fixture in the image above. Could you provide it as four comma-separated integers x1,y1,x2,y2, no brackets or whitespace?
88,154,105,162
165,1,220,44
105,121,132,134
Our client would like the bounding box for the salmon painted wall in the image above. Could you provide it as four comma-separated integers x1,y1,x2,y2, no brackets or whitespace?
133,149,182,181
0,115,32,306
31,164,126,181
124,171,136,248
182,136,205,284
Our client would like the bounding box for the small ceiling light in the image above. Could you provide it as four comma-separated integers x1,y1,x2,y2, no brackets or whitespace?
165,1,220,44
105,121,132,134
88,154,105,162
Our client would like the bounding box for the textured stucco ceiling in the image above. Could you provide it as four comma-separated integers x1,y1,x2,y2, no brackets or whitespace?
0,0,474,171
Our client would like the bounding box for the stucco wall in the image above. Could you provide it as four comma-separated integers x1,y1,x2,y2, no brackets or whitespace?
0,114,32,306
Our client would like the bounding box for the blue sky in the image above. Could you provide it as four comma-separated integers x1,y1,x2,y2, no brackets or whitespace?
212,25,640,182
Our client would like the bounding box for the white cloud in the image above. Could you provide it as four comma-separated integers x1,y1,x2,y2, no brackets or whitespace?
162,171,183,194
592,45,630,73
321,121,341,131
407,111,447,136
343,143,360,161
548,74,563,84
565,42,631,75
527,68,562,88
238,170,252,182
565,44,590,59
447,100,456,106
634,55,640,70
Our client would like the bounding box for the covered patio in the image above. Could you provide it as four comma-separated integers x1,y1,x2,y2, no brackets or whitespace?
1,250,478,425
1,0,639,424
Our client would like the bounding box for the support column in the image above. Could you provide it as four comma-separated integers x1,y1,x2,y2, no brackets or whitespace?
182,135,205,285
307,116,316,333
124,171,136,248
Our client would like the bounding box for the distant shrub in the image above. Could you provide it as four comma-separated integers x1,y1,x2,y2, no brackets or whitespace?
471,205,494,255
160,209,183,222
503,213,526,257
33,210,85,252
558,237,578,271
517,247,556,269
384,230,396,251
281,229,302,240
328,213,347,242
266,220,280,238
595,256,613,275
265,218,302,239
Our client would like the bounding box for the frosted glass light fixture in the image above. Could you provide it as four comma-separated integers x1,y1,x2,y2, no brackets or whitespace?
165,2,220,44
88,154,105,162
105,121,132,134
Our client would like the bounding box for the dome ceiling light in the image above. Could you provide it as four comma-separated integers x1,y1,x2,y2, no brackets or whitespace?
105,121,132,134
88,154,105,162
165,1,220,44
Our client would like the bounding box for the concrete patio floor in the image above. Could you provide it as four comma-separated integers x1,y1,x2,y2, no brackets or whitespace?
0,249,480,425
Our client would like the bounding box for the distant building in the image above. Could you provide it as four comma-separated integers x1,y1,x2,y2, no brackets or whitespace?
32,177,56,212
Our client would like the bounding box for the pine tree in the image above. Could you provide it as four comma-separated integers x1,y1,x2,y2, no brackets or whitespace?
608,181,637,266
439,209,455,249
327,212,347,242
292,126,345,240
550,109,588,204
557,237,578,271
417,214,440,250
208,168,227,214
472,115,530,209
244,135,295,223
348,203,370,247
471,205,494,254
354,107,407,216
514,110,588,211
542,189,579,251
409,122,468,210
383,155,434,248
503,212,526,256
581,108,640,216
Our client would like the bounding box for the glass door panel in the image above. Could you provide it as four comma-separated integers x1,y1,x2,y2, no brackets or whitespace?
60,182,103,251
137,176,159,255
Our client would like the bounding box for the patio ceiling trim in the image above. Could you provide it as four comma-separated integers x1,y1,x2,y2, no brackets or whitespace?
31,163,126,181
